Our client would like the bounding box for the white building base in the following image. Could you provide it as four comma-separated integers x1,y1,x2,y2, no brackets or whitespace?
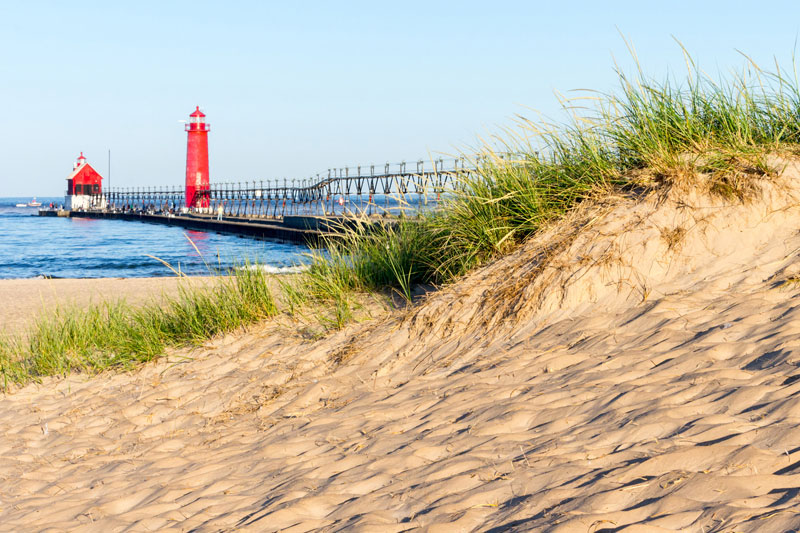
66,195,107,211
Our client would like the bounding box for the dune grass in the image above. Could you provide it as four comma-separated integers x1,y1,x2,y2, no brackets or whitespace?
0,262,388,390
4,50,800,390
307,217,437,300
0,267,280,389
317,52,800,296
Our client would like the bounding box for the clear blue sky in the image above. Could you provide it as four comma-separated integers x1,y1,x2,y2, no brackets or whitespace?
1,0,799,196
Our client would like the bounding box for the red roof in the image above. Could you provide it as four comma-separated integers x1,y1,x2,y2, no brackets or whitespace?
66,162,103,184
190,106,205,118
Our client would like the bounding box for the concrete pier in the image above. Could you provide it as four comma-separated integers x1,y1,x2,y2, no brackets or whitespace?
39,210,330,244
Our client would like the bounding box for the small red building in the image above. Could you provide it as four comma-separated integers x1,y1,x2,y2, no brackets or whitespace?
65,152,106,210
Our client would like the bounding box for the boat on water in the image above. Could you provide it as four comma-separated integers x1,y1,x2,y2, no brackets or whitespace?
15,198,42,207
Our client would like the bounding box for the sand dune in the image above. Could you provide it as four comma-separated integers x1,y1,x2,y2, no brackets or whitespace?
4,161,800,531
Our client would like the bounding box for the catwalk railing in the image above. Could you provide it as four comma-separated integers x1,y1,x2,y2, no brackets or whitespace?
96,157,487,218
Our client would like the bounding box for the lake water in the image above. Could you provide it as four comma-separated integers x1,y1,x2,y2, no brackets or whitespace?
0,197,311,279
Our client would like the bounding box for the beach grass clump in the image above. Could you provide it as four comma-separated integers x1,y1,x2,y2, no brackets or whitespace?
310,218,437,300
3,302,165,381
0,266,279,388
153,264,279,344
426,145,620,279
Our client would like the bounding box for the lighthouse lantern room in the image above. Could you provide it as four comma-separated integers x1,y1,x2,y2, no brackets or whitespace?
65,152,106,210
185,106,211,209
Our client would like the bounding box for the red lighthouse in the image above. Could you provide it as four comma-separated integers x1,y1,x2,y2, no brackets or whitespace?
185,106,210,208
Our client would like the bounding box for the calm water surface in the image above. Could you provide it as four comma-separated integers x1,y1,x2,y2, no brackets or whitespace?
0,197,311,279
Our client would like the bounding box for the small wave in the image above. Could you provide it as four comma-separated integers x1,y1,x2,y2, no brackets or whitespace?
0,211,40,218
241,264,310,275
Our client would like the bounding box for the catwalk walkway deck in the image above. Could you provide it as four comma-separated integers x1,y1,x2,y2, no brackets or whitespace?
39,210,345,244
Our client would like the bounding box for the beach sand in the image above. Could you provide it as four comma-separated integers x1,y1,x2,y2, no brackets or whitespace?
3,160,800,530
0,277,219,337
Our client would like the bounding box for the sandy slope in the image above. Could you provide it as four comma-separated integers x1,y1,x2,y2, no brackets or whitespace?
4,161,800,531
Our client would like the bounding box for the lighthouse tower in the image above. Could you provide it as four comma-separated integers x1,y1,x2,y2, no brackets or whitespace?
185,106,210,209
